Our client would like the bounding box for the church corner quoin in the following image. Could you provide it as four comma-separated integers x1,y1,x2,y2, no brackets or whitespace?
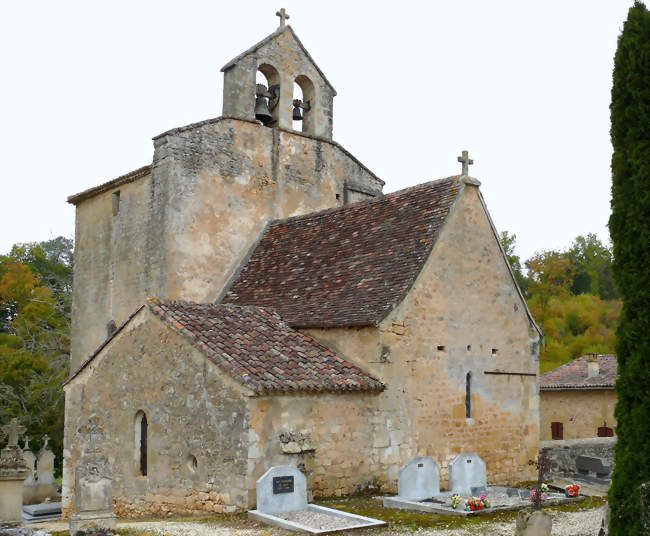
63,16,541,517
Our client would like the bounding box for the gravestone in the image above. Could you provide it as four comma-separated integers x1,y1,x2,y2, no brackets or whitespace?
449,453,487,496
35,436,59,503
22,437,38,505
256,466,307,514
398,457,440,500
0,419,30,524
69,458,116,535
576,455,611,478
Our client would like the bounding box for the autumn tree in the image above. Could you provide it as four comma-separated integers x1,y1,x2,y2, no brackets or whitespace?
0,238,72,475
500,231,528,295
525,250,574,333
608,2,650,534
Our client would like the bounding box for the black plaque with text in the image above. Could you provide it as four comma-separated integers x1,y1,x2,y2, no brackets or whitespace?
272,476,294,494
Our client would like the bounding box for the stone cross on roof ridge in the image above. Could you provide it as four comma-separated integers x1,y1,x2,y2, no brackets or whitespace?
1,418,26,447
276,8,290,28
457,150,474,175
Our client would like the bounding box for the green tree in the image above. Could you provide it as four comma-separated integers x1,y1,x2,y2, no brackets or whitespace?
0,238,72,476
500,231,529,295
525,250,574,333
608,3,650,534
566,233,618,300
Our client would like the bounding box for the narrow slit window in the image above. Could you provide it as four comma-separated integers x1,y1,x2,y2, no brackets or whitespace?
135,411,148,476
112,191,120,216
491,348,499,357
437,345,446,352
465,372,472,418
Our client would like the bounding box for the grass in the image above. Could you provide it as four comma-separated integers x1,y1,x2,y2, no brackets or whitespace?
50,495,606,535
316,495,606,532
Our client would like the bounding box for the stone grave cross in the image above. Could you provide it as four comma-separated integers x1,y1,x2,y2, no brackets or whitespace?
1,418,26,447
457,150,474,175
276,8,290,28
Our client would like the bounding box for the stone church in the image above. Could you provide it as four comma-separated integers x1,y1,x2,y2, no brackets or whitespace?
62,14,542,517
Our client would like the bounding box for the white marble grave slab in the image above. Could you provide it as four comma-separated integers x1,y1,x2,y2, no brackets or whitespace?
249,465,385,533
256,465,308,514
449,453,487,495
398,456,440,500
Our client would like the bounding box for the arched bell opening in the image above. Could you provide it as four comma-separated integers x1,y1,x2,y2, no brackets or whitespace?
293,75,315,135
255,64,280,126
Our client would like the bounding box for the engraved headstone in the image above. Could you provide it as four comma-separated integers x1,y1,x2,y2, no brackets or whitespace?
22,436,39,505
35,435,59,502
69,457,116,535
398,456,440,500
69,420,115,535
449,453,487,496
256,466,307,514
0,419,29,524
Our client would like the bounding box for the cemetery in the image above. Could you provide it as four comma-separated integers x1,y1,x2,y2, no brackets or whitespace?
247,466,386,533
382,455,578,517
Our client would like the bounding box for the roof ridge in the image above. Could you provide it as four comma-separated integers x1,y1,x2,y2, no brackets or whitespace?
220,26,337,94
67,165,152,205
267,175,463,229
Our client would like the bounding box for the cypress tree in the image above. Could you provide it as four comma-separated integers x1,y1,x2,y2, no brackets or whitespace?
608,2,650,534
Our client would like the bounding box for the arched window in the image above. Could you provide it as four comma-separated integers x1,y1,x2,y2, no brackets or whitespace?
135,411,148,476
294,75,315,135
465,372,472,418
255,64,280,126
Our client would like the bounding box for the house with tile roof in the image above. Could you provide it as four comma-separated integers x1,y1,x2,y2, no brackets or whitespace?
540,353,617,440
62,15,543,518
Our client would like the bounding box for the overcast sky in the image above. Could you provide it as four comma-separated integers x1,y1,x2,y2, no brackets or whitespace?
0,1,634,261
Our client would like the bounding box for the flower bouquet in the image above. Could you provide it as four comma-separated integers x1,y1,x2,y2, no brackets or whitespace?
565,484,580,497
529,489,548,503
464,494,490,511
450,494,463,509
541,483,549,493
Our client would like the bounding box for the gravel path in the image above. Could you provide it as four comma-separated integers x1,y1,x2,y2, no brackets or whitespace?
28,505,605,536
277,510,365,530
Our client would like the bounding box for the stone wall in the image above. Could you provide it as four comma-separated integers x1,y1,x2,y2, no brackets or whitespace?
247,391,404,505
63,307,250,518
69,117,383,371
222,27,335,138
540,389,617,440
540,437,616,478
304,181,541,490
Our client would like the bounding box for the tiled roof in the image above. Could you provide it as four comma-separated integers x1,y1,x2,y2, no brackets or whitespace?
223,177,464,327
540,354,617,390
149,299,383,394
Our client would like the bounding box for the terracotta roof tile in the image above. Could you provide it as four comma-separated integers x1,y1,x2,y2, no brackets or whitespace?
223,177,463,327
149,299,383,394
540,354,617,390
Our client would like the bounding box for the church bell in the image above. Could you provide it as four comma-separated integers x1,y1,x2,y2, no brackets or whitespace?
255,95,273,125
255,83,279,125
292,98,310,121
292,104,303,121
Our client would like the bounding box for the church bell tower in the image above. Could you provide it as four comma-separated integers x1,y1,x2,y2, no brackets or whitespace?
221,9,336,139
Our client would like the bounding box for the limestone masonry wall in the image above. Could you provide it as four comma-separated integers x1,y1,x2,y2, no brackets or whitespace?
70,118,382,372
540,389,617,440
63,308,250,517
247,391,403,504
382,183,540,486
305,183,541,490
540,437,616,478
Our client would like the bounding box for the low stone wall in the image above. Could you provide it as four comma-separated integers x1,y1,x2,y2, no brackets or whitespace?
540,437,616,478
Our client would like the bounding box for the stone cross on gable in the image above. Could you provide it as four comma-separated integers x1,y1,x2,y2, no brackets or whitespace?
276,8,290,28
1,418,26,447
457,150,474,175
